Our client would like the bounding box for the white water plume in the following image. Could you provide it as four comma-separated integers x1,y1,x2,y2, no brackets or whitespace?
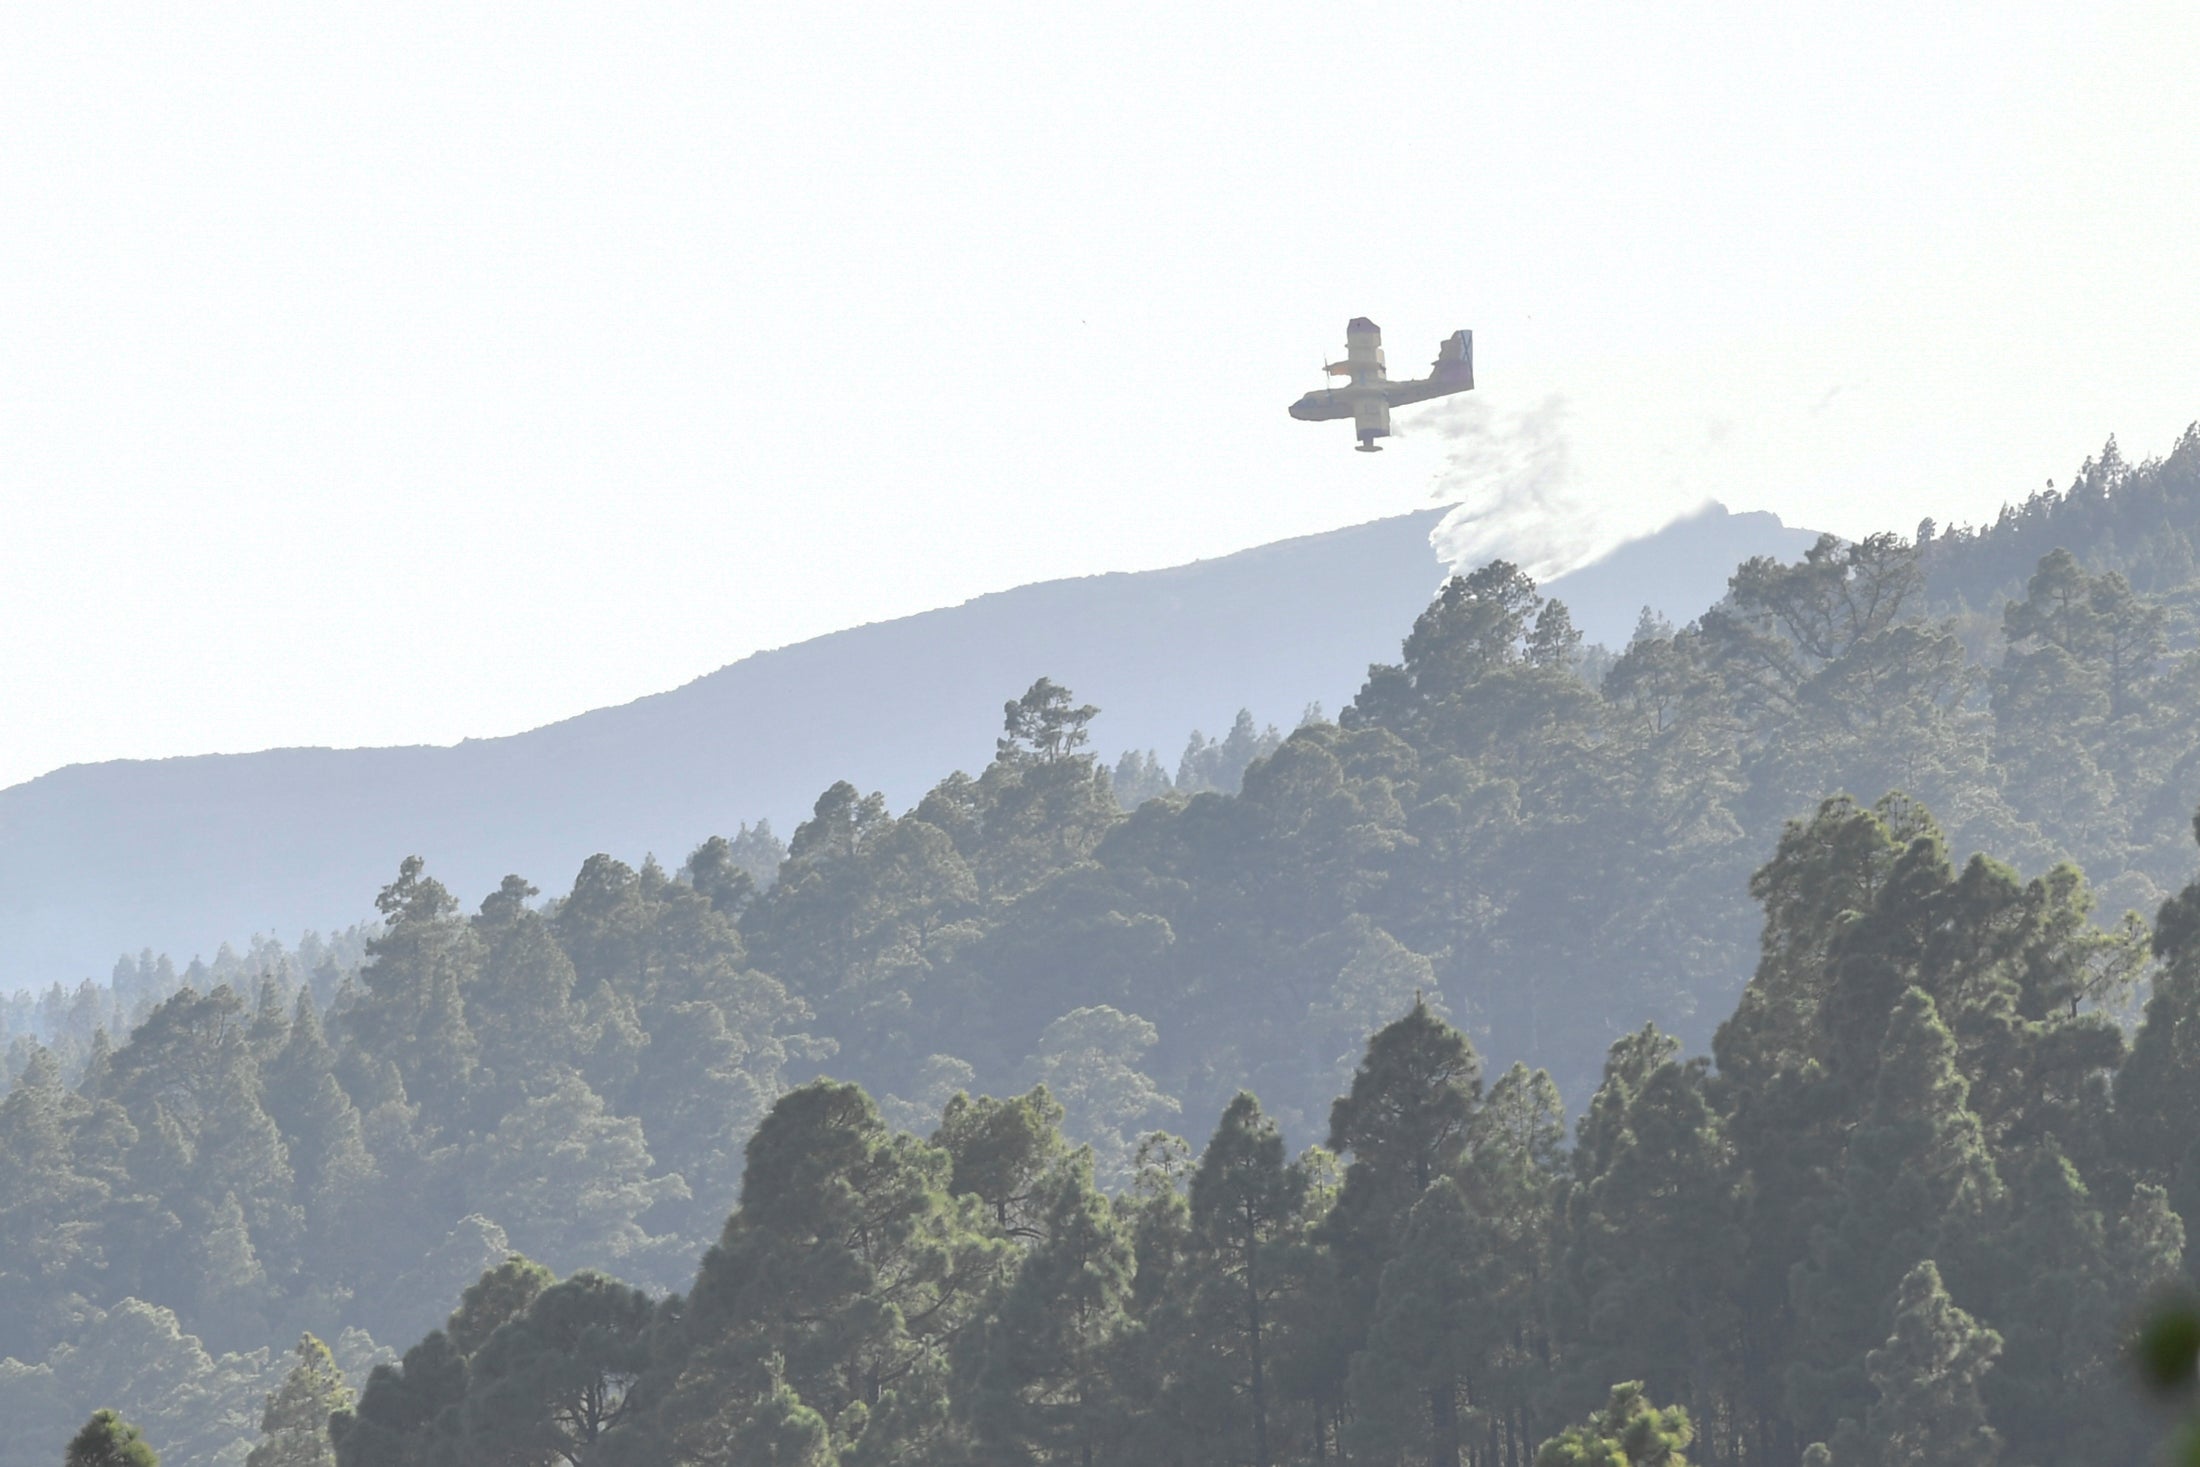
1420,394,1615,582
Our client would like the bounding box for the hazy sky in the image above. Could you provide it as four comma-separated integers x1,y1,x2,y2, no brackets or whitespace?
4,3,2197,791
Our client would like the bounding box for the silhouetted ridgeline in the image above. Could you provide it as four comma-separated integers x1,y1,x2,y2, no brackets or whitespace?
1922,426,2200,611
0,503,1812,988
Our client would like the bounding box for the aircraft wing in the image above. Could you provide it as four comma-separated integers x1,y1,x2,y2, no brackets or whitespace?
1326,317,1388,384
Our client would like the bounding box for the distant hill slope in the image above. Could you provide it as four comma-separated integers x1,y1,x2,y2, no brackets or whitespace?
1919,428,2200,614
0,502,1813,987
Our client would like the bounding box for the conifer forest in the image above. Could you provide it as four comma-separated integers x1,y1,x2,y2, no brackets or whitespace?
18,430,2200,1465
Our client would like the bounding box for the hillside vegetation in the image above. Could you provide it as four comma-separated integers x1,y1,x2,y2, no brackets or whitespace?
6,427,2200,1464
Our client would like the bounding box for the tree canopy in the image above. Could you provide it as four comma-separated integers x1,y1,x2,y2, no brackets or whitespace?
13,435,2200,1463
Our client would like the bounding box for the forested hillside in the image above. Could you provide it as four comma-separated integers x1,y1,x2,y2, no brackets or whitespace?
314,800,2198,1467
8,426,2200,1464
19,790,2198,1466
1924,428,2200,614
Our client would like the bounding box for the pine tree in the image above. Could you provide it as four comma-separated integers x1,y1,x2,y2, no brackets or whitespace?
966,713,1124,904
998,678,1100,764
962,1152,1134,1466
1561,1042,1743,1445
1025,1008,1179,1188
464,1073,686,1272
1787,987,1999,1444
934,1085,1069,1241
1457,1062,1568,1459
1859,1260,2002,1467
660,1081,999,1467
1109,748,1174,809
1978,1144,2182,1467
683,835,762,918
2122,816,2200,1239
66,1410,159,1467
1185,1093,1312,1467
1714,797,1924,1461
329,1331,468,1467
1535,1382,1692,1467
249,977,293,1064
340,857,482,1125
458,1272,656,1463
637,1353,831,1467
246,1335,353,1467
1347,1179,1491,1467
444,1255,556,1358
465,877,579,1113
109,984,304,1278
1326,998,1481,1227
1322,998,1480,1391
0,1047,121,1359
1304,922,1439,1098
192,1188,274,1349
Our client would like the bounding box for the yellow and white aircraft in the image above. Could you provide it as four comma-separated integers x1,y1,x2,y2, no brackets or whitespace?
1288,318,1474,452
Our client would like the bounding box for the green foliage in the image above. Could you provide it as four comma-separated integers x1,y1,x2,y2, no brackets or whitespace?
1924,428,2200,610
1535,1382,1692,1467
464,1073,688,1274
999,678,1100,765
1323,995,1481,1374
1561,1037,1743,1428
328,1331,468,1467
244,1335,351,1467
442,1257,554,1359
933,1086,1068,1240
1109,748,1174,809
658,1081,1000,1467
1346,1179,1490,1467
1785,985,1999,1441
1177,1093,1314,1467
960,1152,1134,1466
1856,1260,2003,1467
2137,1296,2200,1466
458,1271,655,1462
65,1411,158,1467
124,814,2200,1466
0,1298,272,1467
1176,711,1283,796
33,462,2200,1461
1024,1007,1178,1187
1970,1141,2176,1466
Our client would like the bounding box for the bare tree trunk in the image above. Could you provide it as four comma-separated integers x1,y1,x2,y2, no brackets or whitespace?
1245,1203,1271,1467
1430,1379,1461,1467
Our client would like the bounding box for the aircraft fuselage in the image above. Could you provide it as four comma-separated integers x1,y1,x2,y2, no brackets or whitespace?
1288,376,1461,421
1288,319,1473,450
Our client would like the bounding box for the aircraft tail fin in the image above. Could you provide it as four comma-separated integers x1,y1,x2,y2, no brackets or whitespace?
1431,329,1474,388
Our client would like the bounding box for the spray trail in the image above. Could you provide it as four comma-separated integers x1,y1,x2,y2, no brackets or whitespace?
1417,394,1614,583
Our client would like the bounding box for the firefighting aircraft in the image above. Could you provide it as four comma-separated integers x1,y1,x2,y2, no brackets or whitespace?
1288,318,1474,452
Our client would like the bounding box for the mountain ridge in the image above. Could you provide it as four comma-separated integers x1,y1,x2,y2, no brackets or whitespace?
0,501,1815,988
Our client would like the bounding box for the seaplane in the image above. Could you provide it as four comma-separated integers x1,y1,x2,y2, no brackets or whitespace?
1288,318,1474,452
